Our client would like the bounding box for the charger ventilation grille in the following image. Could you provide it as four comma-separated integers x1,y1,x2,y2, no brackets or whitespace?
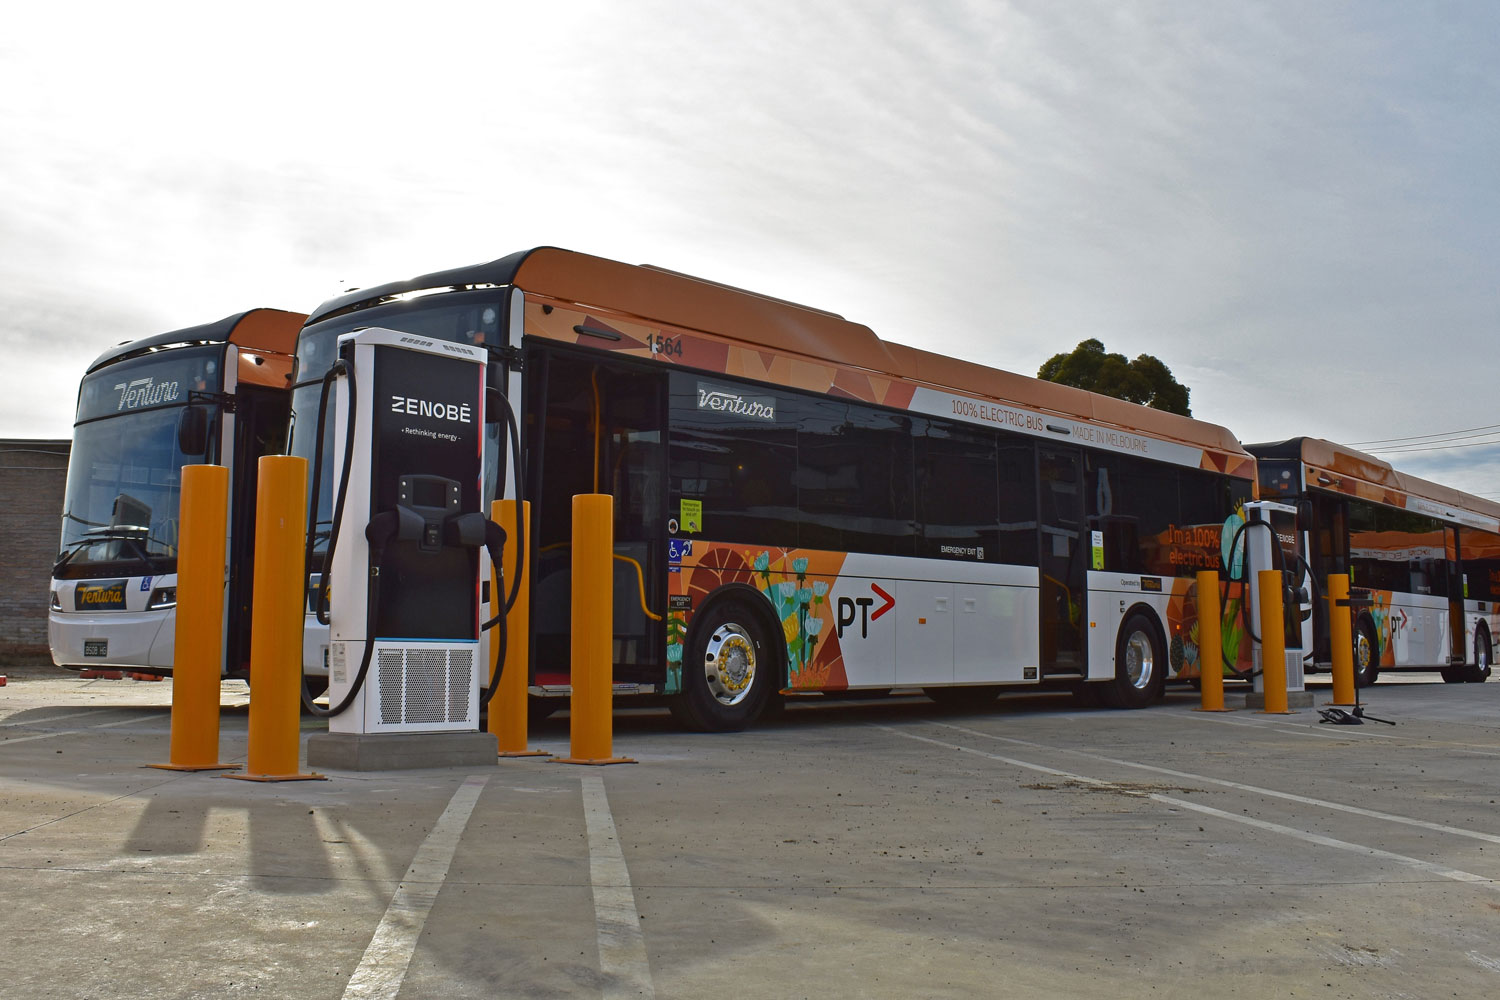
376,646,474,726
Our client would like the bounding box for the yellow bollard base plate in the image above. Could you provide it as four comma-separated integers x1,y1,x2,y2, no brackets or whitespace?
223,771,328,782
147,762,238,771
550,755,637,766
498,749,555,758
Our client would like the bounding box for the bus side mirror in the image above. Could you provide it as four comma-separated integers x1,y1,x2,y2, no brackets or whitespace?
1296,499,1314,530
177,405,209,456
485,386,504,425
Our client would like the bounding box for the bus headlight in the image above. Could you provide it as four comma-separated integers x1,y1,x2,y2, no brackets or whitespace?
147,587,177,610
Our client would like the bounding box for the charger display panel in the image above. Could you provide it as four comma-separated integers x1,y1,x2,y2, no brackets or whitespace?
370,343,485,640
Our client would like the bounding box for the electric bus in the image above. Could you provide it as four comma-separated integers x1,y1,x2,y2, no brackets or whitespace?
49,309,305,679
1248,437,1500,686
289,248,1257,730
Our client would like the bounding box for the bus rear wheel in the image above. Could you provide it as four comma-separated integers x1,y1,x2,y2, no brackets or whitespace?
1100,613,1166,709
1353,618,1380,687
1471,628,1492,683
668,597,776,732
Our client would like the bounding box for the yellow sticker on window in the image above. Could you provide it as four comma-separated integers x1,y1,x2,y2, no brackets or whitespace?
681,499,703,534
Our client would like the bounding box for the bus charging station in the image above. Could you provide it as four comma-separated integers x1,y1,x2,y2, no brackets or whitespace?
304,328,501,770
1242,499,1314,708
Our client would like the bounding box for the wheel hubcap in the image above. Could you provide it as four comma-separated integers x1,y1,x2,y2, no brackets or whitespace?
1356,633,1372,670
703,623,756,706
1124,630,1154,691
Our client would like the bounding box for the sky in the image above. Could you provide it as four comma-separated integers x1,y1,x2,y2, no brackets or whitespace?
3,2,1498,496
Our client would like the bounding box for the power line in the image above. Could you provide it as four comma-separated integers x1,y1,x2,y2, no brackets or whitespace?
1366,436,1500,456
1350,422,1500,448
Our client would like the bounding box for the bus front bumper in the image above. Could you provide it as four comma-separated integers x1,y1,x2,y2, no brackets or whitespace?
49,608,173,672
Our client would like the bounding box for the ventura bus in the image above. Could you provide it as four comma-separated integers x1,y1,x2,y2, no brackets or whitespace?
289,248,1257,730
1248,437,1500,687
49,309,305,680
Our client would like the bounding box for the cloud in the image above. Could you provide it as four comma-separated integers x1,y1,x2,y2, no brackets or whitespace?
1,1,1497,496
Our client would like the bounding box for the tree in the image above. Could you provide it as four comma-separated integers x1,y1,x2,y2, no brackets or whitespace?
1036,339,1192,416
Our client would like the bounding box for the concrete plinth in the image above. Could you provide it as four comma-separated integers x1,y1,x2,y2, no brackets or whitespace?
1238,690,1317,710
305,730,498,771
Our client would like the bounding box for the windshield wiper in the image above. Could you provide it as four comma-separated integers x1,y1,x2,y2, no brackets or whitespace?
53,528,161,578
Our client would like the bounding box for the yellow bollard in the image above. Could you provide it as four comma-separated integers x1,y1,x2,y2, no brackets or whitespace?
553,494,634,766
1257,569,1292,715
1327,574,1357,706
150,464,235,770
491,499,549,757
227,456,325,782
1194,570,1231,712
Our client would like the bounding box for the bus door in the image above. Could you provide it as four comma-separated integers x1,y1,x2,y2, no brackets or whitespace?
226,384,292,675
1306,495,1348,664
525,349,666,688
1448,526,1465,664
1038,446,1086,675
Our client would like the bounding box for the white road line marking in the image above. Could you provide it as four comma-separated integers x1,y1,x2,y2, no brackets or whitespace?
1259,724,1366,741
0,713,161,746
936,722,1500,847
582,774,656,1000
1179,711,1406,739
883,727,1500,892
0,709,106,728
343,774,489,1000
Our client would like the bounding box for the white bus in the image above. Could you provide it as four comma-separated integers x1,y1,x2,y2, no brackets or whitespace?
49,309,304,680
290,249,1256,729
1249,436,1500,686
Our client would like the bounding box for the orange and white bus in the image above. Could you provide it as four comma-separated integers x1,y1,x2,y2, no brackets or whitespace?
290,248,1256,729
1248,437,1500,686
49,309,304,680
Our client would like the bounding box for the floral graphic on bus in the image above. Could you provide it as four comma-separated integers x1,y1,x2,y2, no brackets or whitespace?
1363,590,1395,666
752,552,834,685
665,612,687,691
1164,572,1253,680
669,543,847,693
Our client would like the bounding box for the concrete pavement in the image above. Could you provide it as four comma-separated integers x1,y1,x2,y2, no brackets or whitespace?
4,662,1500,998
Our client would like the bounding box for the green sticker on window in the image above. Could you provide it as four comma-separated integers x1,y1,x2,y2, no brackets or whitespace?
1091,530,1104,571
681,499,703,534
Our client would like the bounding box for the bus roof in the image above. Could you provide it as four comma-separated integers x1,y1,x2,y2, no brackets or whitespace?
88,308,307,375
309,247,1251,467
1248,436,1500,526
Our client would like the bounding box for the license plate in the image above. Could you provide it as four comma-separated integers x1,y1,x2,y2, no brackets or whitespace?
83,639,108,657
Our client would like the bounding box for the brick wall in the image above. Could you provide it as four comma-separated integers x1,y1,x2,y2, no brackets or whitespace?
0,439,70,654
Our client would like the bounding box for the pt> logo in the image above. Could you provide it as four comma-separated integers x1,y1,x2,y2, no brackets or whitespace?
836,584,895,639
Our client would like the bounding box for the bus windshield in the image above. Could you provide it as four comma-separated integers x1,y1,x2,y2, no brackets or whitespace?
289,292,505,556
57,346,224,579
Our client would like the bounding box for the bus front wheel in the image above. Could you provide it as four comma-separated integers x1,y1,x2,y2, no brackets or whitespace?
1101,613,1166,709
669,598,777,732
1353,618,1380,688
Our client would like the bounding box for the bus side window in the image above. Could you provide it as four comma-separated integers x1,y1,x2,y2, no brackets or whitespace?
796,400,915,557
916,418,999,559
667,372,797,546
